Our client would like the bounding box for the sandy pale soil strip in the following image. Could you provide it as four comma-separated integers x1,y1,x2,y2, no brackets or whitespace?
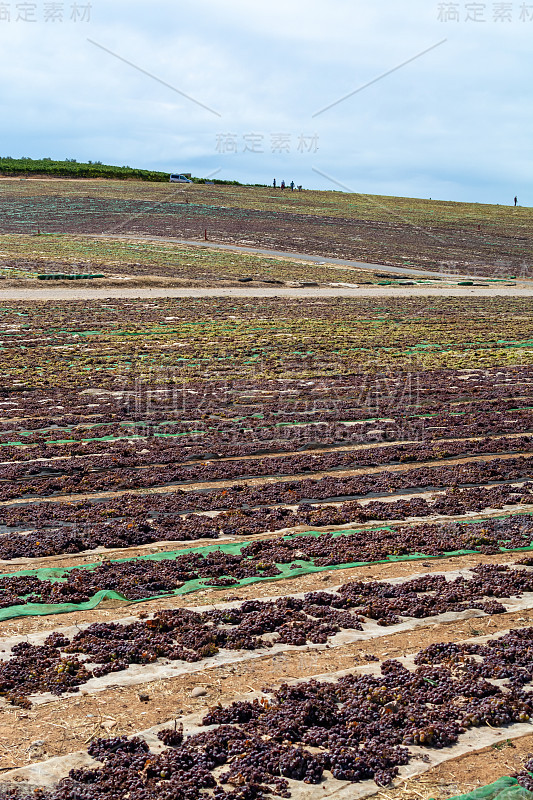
0,283,531,300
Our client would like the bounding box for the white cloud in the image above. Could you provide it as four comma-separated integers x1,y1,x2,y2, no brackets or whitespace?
0,0,530,203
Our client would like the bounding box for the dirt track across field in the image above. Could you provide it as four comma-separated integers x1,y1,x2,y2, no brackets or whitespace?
0,282,530,301
0,233,529,299
91,234,483,280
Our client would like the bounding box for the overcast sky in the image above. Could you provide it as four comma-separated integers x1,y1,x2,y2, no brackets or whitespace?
0,0,531,204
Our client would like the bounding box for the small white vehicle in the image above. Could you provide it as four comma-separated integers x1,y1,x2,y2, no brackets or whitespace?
169,174,193,183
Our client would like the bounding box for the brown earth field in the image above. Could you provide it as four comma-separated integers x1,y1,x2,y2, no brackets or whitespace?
0,179,531,277
0,223,532,799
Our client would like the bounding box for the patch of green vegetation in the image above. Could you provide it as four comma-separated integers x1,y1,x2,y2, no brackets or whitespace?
0,157,242,184
0,234,380,284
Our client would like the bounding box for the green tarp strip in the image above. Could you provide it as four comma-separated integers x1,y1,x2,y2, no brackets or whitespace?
443,777,533,799
1,519,533,621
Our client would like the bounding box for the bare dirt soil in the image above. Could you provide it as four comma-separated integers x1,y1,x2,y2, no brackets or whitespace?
0,282,531,301
0,182,530,277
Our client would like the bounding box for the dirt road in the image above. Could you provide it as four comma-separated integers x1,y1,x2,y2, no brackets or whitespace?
92,233,506,281
0,282,528,301
0,233,528,300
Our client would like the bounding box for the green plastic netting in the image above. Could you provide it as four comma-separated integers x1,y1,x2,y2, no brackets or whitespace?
1,520,533,621
443,777,533,799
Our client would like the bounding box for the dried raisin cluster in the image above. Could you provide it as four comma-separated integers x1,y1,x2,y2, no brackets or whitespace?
1,562,532,706
0,484,532,562
4,627,533,798
3,513,533,610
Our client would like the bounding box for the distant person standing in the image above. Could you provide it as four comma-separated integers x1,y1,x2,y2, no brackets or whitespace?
280,180,285,190
290,181,295,191
514,196,518,206
273,178,276,188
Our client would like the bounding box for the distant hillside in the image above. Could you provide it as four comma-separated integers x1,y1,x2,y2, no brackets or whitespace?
0,157,241,184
